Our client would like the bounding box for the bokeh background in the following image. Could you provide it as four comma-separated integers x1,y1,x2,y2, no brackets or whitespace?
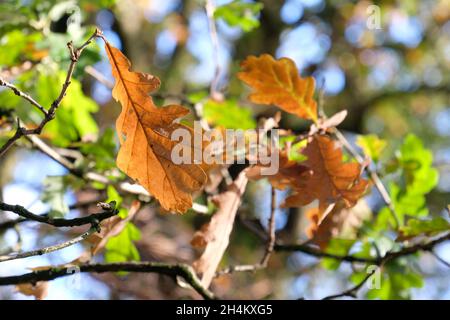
0,0,449,299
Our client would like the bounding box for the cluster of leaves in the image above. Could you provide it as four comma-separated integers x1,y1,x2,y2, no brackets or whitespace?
101,42,446,298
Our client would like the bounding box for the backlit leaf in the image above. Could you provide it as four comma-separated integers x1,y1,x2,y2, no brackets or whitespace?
283,135,369,212
104,41,207,213
214,0,263,32
238,54,318,122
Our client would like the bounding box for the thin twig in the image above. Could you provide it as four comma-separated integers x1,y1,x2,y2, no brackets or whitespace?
0,262,214,299
430,250,450,268
27,135,83,175
217,187,278,275
0,226,97,263
274,243,377,263
299,232,450,299
216,221,450,276
276,232,450,266
0,78,47,115
322,268,376,300
260,186,277,267
84,65,114,88
0,29,102,158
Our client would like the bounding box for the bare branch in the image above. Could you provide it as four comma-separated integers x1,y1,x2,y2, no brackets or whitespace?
84,65,114,88
322,268,376,300
284,232,450,299
0,199,107,231
217,187,278,275
260,186,277,267
0,201,117,228
275,232,450,266
0,262,215,300
274,243,377,263
0,226,97,263
0,201,117,263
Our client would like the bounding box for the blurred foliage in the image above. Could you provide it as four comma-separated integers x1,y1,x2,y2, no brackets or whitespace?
214,0,263,32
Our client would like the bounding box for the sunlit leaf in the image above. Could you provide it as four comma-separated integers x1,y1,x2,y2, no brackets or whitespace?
104,41,207,213
238,54,318,122
214,0,263,32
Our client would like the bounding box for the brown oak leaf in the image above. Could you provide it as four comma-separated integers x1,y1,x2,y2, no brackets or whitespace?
284,135,368,211
306,200,371,249
238,54,317,122
104,41,207,213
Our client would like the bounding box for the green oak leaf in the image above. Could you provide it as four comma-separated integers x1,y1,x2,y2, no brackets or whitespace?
105,222,141,264
399,217,450,240
214,0,263,32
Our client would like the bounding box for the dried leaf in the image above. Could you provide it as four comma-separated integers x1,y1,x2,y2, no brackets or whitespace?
307,200,371,249
284,135,368,211
238,54,317,122
104,41,207,213
192,170,248,288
